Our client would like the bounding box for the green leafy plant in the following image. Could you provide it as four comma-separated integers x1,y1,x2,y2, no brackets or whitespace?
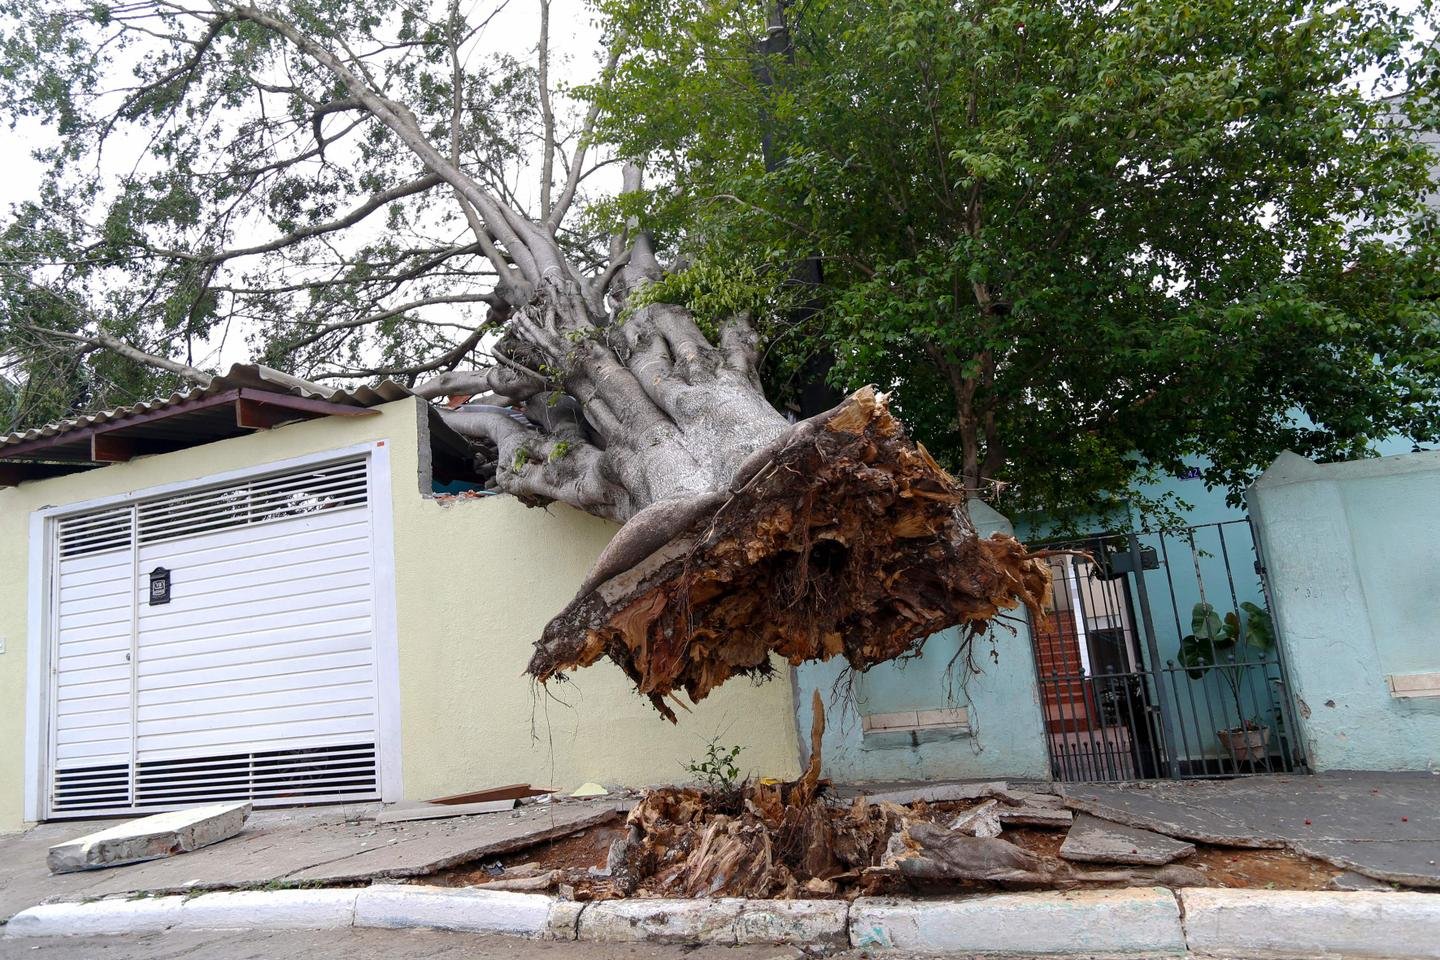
685,737,744,790
1177,601,1275,732
597,0,1440,529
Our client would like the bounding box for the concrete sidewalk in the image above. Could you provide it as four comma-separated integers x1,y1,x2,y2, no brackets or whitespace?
1063,771,1440,887
1,770,1436,928
0,800,622,923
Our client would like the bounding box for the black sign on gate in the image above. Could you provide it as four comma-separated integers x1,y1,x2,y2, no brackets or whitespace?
148,566,171,605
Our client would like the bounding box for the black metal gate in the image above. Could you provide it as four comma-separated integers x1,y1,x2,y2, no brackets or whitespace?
1027,519,1307,781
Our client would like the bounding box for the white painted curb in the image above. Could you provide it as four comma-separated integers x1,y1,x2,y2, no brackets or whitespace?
851,887,1185,956
354,884,552,936
574,897,848,946
4,897,185,938
175,889,360,931
2,889,362,939
577,897,746,944
1182,889,1440,959
5,884,1440,957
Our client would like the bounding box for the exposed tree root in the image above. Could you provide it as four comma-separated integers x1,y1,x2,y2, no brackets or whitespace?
527,386,1051,719
602,698,1178,899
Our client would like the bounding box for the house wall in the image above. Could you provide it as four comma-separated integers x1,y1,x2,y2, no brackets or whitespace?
0,397,800,833
389,490,801,801
1248,449,1440,771
790,503,1051,782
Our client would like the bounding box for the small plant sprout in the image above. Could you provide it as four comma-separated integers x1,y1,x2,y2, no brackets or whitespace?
686,737,744,790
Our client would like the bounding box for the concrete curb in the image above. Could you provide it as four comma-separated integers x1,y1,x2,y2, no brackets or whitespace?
1181,889,1440,959
4,884,1438,957
851,887,1185,955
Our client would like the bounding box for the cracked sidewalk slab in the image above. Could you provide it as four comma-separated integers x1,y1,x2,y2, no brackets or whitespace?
1062,771,1440,887
0,801,622,922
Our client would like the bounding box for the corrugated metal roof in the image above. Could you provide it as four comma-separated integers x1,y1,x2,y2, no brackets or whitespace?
0,364,413,452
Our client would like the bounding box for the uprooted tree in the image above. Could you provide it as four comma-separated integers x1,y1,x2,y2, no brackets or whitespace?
0,0,1049,717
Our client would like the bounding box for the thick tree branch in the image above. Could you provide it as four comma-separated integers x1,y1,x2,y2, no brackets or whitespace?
228,3,545,285
27,325,213,386
538,0,556,220
149,173,444,266
546,43,622,232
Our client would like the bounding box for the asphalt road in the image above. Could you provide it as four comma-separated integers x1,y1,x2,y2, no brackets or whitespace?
0,928,1243,960
0,931,808,960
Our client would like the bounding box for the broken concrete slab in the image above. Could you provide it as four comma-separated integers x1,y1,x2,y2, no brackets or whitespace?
858,781,1009,806
1059,814,1196,866
47,802,250,875
429,784,553,805
285,802,622,883
1293,838,1440,888
1063,772,1440,887
0,801,624,924
374,799,515,824
1328,870,1396,892
948,800,1002,838
997,805,1073,828
997,790,1067,809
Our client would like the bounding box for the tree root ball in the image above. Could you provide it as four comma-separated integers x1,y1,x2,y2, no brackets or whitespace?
526,387,1051,720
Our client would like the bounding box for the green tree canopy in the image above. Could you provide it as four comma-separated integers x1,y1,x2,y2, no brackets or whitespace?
598,0,1440,526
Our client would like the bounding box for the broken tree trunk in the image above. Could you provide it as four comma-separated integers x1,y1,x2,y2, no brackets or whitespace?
527,387,1051,719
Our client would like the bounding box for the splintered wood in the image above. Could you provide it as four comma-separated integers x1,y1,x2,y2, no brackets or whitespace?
527,387,1050,720
599,702,1197,899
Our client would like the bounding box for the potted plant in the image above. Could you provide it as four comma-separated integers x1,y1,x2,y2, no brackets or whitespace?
1177,601,1276,767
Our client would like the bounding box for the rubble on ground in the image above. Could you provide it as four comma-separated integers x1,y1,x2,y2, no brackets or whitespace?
460,702,1218,901
1060,814,1197,866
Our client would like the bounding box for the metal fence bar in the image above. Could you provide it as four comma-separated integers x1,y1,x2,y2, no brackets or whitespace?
1125,534,1181,779
1026,517,1310,783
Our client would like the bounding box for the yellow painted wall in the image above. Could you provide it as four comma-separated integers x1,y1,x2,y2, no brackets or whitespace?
0,396,799,832
390,490,801,800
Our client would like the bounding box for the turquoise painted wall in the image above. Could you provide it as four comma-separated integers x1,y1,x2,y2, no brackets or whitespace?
792,503,1051,782
1248,450,1440,771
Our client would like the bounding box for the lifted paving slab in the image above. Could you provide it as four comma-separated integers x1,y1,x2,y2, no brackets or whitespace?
0,801,622,922
47,802,250,875
1059,814,1195,866
1064,771,1440,887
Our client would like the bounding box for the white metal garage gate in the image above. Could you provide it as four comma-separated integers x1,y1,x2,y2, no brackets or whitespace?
44,454,386,817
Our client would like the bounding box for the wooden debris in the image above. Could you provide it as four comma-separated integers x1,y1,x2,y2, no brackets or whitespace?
483,869,560,891
429,784,554,805
884,821,1053,885
375,799,515,823
527,388,1051,720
